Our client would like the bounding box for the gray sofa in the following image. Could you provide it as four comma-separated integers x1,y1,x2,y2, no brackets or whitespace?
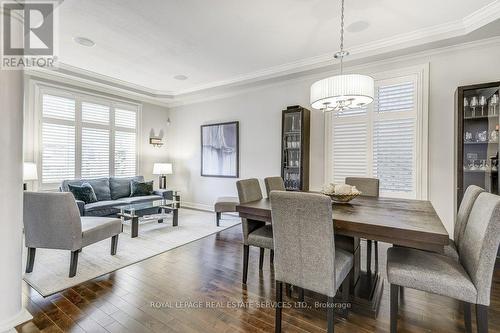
60,176,173,217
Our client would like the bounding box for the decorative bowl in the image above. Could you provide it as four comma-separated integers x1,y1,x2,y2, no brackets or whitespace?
323,192,361,203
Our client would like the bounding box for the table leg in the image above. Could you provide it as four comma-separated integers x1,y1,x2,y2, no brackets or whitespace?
131,216,139,238
173,209,178,227
158,208,164,223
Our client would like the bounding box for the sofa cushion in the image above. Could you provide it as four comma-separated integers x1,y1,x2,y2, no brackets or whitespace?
84,200,127,217
130,180,154,197
110,176,143,200
88,178,112,201
68,183,97,204
119,195,163,204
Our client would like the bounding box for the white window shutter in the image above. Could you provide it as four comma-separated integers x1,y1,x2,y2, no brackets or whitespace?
373,118,415,195
42,94,75,120
115,131,136,177
115,109,137,129
81,128,110,178
82,102,110,125
41,123,75,183
332,121,368,183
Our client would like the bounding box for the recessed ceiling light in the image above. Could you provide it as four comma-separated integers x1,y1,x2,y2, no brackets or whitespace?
174,75,188,81
346,21,370,33
73,36,95,47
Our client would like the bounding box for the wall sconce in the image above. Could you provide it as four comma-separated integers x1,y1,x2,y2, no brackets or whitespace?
149,137,164,148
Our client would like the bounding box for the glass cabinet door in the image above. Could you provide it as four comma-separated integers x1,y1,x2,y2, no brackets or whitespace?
462,85,500,196
283,111,302,190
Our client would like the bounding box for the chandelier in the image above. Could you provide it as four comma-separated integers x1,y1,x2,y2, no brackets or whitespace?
310,0,374,113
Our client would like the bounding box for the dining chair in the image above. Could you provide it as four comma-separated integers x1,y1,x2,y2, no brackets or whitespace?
270,191,353,333
387,192,500,333
443,185,484,261
345,177,379,274
24,192,122,277
236,178,274,284
264,176,286,197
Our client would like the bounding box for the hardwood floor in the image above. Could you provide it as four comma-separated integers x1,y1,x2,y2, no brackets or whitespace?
16,220,500,333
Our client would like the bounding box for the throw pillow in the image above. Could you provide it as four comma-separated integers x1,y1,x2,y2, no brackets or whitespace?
68,183,98,204
130,180,154,197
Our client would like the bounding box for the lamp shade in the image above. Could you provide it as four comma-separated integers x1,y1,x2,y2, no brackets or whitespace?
310,74,374,111
23,162,38,181
153,163,173,175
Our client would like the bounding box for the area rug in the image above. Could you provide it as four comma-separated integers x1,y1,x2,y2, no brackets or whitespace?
23,208,240,296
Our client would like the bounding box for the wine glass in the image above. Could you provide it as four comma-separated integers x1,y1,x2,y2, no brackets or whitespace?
464,97,469,117
491,94,499,116
479,96,487,116
471,96,478,117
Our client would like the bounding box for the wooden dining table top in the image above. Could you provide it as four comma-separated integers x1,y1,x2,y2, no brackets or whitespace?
236,196,450,253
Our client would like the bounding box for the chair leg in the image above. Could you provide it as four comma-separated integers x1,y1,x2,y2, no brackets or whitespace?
327,296,335,333
476,304,488,333
374,241,379,272
390,284,399,333
242,245,249,284
69,250,79,278
299,288,305,302
259,248,265,270
366,239,372,274
275,280,283,333
26,247,36,273
463,302,472,333
270,249,274,264
216,212,221,226
111,235,119,255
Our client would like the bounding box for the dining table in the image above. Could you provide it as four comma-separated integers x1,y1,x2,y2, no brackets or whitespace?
235,195,449,317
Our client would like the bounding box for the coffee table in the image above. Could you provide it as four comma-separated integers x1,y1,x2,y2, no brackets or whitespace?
114,199,179,238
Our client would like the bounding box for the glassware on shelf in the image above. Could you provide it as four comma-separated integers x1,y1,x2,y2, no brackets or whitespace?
491,94,499,116
479,96,487,116
464,97,469,118
470,96,479,117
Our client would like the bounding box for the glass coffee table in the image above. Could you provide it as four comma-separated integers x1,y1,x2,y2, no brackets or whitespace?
114,199,179,238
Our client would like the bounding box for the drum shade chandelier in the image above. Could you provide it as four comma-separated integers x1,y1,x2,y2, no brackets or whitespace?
310,0,374,113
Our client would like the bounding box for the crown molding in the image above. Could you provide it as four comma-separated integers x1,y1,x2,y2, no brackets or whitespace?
26,1,500,104
169,36,500,108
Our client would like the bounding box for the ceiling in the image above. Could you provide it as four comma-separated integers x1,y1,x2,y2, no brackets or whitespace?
40,0,500,99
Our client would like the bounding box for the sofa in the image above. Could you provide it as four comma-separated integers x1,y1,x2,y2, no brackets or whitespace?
60,176,173,217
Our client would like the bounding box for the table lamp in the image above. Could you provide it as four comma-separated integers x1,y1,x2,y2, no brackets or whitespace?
153,163,172,189
23,162,38,190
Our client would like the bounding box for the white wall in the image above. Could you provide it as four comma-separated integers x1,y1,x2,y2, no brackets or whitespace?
167,39,500,234
139,103,170,187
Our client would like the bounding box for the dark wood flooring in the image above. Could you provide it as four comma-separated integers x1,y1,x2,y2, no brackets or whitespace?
16,219,500,333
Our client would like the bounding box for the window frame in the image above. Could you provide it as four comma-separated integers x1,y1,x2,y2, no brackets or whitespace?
34,83,142,190
324,64,429,199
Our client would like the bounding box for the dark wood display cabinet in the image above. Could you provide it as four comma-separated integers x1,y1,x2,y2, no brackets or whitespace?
281,105,310,191
456,81,500,205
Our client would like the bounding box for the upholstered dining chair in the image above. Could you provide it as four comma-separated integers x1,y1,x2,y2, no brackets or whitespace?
236,178,274,284
270,191,353,333
387,192,500,333
443,185,484,261
264,176,286,197
24,192,122,278
345,177,379,273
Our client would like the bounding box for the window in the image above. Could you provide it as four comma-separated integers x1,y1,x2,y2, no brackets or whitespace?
39,88,139,187
326,69,427,199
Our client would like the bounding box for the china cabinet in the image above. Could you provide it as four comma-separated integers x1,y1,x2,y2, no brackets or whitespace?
281,105,310,191
457,81,500,205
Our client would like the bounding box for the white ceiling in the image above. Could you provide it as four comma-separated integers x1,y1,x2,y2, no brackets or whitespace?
51,0,500,96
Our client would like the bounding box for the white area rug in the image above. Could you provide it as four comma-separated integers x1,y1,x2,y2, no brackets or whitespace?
23,208,240,296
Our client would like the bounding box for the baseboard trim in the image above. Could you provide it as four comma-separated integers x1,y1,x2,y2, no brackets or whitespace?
181,201,213,212
0,308,32,333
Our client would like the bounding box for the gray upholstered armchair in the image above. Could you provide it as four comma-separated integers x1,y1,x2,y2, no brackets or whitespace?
23,192,122,277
